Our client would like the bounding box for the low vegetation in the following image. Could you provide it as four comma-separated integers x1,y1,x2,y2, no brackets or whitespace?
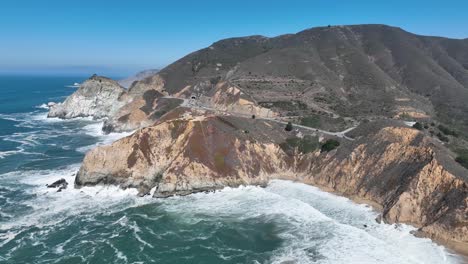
438,124,458,137
437,132,449,142
412,122,423,130
259,100,308,111
299,114,348,132
455,149,468,169
300,116,320,128
280,135,319,154
321,139,340,152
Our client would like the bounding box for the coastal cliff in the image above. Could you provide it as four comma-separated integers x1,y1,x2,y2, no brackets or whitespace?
76,110,294,196
48,24,468,253
302,125,468,250
75,112,468,249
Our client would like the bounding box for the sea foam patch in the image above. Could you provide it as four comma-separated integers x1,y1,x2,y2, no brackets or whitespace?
155,181,460,264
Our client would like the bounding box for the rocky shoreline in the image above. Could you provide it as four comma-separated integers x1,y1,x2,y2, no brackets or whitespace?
72,109,467,252
47,24,468,258
48,71,468,256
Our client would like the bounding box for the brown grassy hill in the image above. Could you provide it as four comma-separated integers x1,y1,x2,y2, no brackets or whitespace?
151,24,468,133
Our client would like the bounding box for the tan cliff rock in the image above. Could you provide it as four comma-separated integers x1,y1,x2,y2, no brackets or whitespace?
127,74,166,96
48,74,182,133
102,89,182,133
75,117,468,250
77,113,295,196
203,81,277,118
300,126,468,248
48,75,127,119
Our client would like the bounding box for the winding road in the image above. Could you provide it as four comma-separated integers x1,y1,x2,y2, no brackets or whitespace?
164,96,357,141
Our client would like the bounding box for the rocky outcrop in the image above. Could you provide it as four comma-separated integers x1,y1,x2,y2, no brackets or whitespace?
301,126,468,248
77,112,295,196
48,73,179,133
75,116,468,248
48,75,126,119
200,81,276,118
127,74,166,97
102,89,182,133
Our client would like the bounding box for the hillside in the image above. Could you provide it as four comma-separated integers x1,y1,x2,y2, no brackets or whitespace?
48,24,468,254
155,24,468,133
118,69,160,88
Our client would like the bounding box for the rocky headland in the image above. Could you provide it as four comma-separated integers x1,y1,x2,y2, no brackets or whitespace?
48,75,127,119
49,24,468,254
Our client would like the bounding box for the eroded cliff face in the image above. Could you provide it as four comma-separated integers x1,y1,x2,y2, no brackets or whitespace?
203,82,276,118
77,113,295,197
75,117,468,248
102,89,182,133
300,126,468,247
48,75,127,119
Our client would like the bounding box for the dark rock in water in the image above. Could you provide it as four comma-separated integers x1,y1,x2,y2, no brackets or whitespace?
137,189,150,197
46,178,68,189
375,215,382,224
57,185,67,192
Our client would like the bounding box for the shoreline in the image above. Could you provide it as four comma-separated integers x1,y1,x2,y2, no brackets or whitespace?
296,180,468,262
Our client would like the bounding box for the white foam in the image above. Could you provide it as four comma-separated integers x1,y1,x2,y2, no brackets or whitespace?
0,147,462,264
82,122,134,141
156,181,461,264
0,150,22,159
0,165,154,243
77,122,134,153
0,110,132,160
36,104,49,110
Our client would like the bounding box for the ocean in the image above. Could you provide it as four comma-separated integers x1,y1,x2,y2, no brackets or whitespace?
0,75,463,264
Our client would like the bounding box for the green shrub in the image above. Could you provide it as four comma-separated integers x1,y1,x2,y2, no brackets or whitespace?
455,156,468,169
436,132,449,142
412,122,423,130
455,149,468,169
285,122,293,132
321,139,340,152
438,125,458,137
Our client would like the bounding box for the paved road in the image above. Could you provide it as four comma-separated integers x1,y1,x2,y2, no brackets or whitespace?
164,96,357,141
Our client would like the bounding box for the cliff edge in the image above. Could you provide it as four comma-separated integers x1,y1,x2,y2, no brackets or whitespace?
75,113,468,249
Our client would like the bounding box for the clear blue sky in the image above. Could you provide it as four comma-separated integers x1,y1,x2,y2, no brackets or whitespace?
1,0,467,77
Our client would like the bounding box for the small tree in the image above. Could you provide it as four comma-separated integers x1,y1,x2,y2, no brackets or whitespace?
321,139,340,152
285,122,293,132
252,115,256,119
